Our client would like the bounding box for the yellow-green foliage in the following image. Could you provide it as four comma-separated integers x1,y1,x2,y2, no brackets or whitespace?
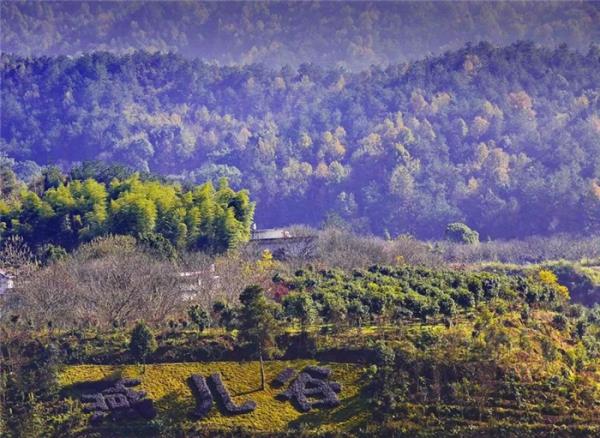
537,269,570,300
579,265,600,286
58,360,367,433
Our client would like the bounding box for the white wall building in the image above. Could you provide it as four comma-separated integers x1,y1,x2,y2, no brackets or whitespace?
0,270,14,295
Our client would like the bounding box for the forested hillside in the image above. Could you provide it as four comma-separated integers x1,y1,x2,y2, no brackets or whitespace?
2,42,600,238
1,1,598,69
4,4,600,437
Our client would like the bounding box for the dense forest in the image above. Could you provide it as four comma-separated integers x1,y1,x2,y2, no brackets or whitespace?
0,160,254,255
1,1,598,69
2,42,599,238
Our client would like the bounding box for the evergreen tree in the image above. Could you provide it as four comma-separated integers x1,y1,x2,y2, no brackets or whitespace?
236,285,281,390
188,304,211,335
129,321,157,367
445,222,479,245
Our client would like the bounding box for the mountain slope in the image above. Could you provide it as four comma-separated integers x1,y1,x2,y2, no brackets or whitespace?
1,43,600,238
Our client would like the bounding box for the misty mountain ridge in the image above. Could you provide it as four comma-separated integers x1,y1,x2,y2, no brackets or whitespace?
1,1,599,69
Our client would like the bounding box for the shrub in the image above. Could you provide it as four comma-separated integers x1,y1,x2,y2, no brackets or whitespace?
80,378,156,423
272,367,296,388
445,222,479,245
541,338,557,362
552,313,568,331
189,374,213,419
278,370,340,412
137,232,177,259
574,319,588,339
36,243,67,265
520,304,531,323
302,365,331,379
452,288,475,308
129,321,157,363
373,341,395,368
439,295,457,317
208,373,256,415
188,305,211,334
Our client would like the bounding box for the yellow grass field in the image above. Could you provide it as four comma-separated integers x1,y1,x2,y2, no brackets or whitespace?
59,360,368,434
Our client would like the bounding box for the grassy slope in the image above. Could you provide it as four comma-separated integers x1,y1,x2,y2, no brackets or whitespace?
59,360,368,435
52,264,600,436
56,310,600,435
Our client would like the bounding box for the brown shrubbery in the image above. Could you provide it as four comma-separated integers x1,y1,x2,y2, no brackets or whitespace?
3,236,182,329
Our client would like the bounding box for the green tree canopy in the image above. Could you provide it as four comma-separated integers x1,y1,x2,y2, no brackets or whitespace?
129,321,157,364
0,171,255,253
445,222,479,245
237,285,281,390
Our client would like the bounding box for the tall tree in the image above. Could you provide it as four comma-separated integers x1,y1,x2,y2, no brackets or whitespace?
236,285,281,390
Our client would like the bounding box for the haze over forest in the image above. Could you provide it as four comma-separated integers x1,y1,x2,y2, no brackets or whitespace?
1,1,599,239
2,1,599,68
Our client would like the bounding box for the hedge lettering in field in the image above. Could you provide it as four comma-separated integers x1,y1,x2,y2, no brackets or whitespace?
80,378,156,423
277,366,341,412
